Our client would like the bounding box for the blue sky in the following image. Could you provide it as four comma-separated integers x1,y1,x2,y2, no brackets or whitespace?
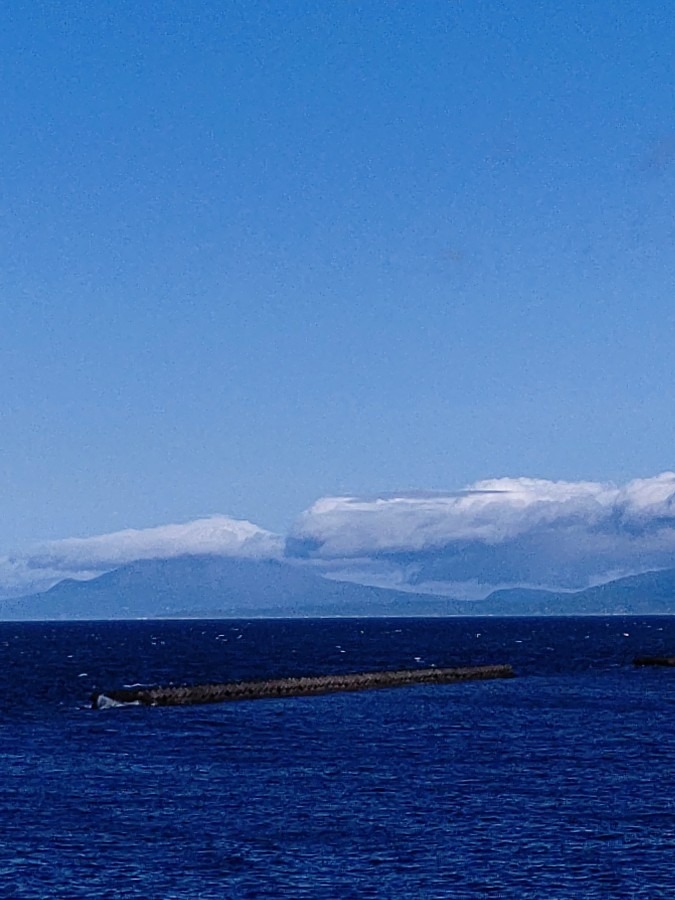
2,0,675,553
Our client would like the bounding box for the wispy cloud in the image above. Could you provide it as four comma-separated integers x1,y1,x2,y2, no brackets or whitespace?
0,516,283,599
287,473,675,598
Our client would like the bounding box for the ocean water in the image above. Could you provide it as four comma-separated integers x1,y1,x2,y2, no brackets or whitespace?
1,616,675,899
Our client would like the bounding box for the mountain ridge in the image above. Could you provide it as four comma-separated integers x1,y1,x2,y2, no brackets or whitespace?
1,556,674,619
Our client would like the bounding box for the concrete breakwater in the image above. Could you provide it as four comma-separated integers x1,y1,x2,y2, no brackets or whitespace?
91,664,514,708
633,656,675,667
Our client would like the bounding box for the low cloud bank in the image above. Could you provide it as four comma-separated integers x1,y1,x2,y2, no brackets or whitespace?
0,516,283,599
2,474,675,603
287,473,675,598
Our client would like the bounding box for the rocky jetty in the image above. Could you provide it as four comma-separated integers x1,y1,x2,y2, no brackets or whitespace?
92,664,514,708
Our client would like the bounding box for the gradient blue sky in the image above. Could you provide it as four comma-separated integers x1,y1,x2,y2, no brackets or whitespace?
2,0,674,550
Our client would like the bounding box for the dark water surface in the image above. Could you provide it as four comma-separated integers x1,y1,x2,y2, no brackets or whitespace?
1,616,675,898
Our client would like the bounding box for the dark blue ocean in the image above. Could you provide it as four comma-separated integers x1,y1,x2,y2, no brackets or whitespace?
2,616,675,898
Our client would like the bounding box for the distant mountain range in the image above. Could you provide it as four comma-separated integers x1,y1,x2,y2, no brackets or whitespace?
1,555,675,620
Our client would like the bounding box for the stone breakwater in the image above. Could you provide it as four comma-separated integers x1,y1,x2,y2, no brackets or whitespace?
633,656,675,667
91,664,514,708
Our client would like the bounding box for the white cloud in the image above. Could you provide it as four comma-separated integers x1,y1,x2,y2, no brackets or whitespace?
287,473,675,597
3,473,675,603
0,515,283,599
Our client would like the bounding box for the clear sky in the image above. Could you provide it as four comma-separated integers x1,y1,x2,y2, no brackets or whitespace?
2,0,674,551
